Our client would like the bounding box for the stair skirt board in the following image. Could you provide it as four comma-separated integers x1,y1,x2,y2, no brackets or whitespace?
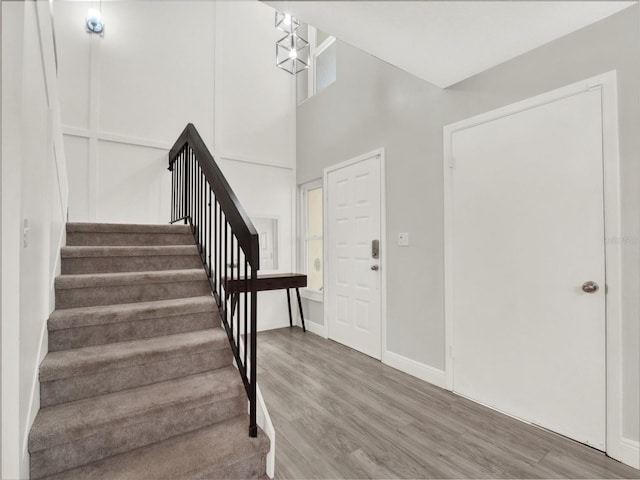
29,223,269,479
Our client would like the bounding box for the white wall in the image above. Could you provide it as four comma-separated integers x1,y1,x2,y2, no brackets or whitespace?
218,158,297,331
54,0,297,327
214,1,296,169
55,0,295,224
213,1,297,331
1,4,24,477
54,1,215,224
2,1,69,476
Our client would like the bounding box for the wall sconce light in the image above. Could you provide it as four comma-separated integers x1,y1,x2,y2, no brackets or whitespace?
275,12,309,75
86,8,104,35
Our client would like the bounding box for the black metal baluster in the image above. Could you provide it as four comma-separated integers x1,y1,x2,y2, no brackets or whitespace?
218,207,223,306
224,219,228,326
244,256,248,370
236,240,240,345
179,150,183,221
214,199,218,294
183,148,188,224
249,264,258,437
200,171,204,249
171,161,175,222
188,150,192,226
192,150,195,227
208,187,212,279
195,164,198,242
198,169,202,249
230,234,235,337
191,149,195,227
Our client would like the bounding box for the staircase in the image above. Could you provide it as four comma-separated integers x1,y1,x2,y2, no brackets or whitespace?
28,222,269,479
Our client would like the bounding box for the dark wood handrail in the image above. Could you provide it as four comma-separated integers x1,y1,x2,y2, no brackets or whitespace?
168,123,260,269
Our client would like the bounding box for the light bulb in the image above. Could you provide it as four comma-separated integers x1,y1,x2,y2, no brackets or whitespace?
289,49,297,60
284,14,291,25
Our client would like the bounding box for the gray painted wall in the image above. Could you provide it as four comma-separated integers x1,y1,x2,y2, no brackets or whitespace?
297,5,639,442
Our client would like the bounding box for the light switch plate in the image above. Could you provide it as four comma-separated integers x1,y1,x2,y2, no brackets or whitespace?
398,232,409,246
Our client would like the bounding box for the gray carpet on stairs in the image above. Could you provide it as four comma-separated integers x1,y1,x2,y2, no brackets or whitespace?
29,223,269,479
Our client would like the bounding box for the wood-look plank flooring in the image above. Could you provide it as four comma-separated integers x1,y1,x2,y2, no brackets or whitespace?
257,327,640,479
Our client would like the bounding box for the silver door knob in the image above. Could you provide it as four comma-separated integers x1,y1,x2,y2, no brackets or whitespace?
371,265,379,271
582,281,599,293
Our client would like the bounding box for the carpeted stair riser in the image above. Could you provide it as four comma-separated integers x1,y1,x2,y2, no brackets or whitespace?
49,311,219,351
41,348,230,407
62,253,203,274
55,275,211,309
38,416,270,480
67,231,195,247
31,394,246,478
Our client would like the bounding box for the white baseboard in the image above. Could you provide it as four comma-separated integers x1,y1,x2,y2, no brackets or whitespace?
620,437,640,469
255,384,275,479
383,350,446,389
303,320,325,337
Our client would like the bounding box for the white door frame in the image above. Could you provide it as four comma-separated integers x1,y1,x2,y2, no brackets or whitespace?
443,70,623,460
322,148,387,360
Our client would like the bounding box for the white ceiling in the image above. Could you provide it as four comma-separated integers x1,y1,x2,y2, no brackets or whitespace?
265,1,636,88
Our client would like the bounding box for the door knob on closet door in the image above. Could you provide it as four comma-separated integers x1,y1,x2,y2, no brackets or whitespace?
371,265,379,271
581,281,599,293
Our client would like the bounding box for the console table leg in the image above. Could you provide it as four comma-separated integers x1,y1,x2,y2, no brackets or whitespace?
286,288,293,328
295,288,306,332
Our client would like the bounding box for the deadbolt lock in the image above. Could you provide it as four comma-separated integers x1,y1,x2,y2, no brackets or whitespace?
372,239,380,259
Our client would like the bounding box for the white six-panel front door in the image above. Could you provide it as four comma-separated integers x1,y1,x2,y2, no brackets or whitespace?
326,154,382,359
449,88,606,450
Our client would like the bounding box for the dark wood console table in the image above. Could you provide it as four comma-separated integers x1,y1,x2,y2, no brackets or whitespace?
224,273,307,332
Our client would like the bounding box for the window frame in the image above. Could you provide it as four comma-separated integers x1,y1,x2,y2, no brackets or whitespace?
298,179,324,302
308,27,336,97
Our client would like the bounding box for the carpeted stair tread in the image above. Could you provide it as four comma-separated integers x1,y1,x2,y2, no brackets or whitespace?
61,245,204,274
67,223,192,234
40,328,226,382
61,245,199,258
55,269,207,290
29,367,245,453
66,223,194,247
42,416,270,480
48,296,216,331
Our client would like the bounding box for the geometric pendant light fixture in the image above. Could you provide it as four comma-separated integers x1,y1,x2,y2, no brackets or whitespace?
275,12,310,75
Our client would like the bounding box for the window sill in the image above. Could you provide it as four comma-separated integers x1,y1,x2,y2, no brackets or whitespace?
300,288,323,303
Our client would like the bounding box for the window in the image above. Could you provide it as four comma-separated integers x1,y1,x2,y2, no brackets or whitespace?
300,180,323,300
310,28,336,95
314,39,336,93
297,26,336,104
